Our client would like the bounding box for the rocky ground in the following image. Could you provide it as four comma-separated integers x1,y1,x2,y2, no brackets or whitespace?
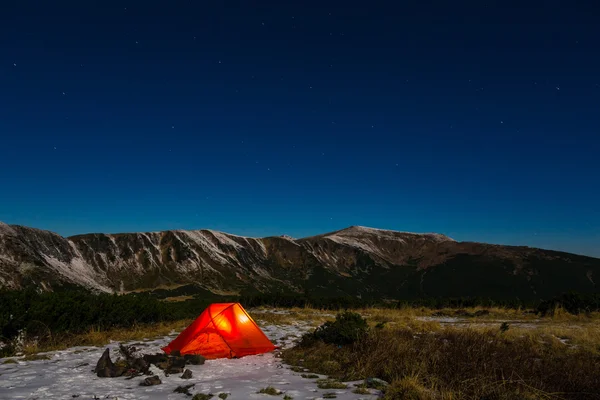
0,319,381,400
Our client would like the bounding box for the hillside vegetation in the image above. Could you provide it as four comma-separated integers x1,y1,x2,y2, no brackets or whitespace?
283,310,600,400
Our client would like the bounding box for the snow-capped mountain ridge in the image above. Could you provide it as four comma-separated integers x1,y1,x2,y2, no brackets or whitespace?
0,222,598,301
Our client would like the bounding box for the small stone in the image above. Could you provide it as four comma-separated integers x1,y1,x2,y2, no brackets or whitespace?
181,369,193,379
140,375,162,386
174,384,195,395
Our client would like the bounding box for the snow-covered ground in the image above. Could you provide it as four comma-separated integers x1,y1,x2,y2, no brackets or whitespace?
0,321,380,400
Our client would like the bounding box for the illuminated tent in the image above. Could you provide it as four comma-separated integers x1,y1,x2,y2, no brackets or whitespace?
162,303,276,359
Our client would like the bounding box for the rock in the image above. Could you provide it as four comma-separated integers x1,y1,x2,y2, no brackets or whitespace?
94,348,125,378
174,384,195,395
164,355,187,375
118,343,150,374
167,366,184,375
140,375,162,386
143,353,169,367
170,356,187,368
365,377,389,390
171,350,181,357
184,354,206,365
181,369,193,379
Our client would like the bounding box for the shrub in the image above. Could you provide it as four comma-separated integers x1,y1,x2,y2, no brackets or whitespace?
257,386,280,395
537,292,600,316
303,311,368,346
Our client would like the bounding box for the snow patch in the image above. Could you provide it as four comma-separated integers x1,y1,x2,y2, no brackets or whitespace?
0,320,379,400
42,255,111,293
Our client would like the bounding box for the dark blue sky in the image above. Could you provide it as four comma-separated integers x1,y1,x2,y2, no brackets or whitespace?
1,1,599,257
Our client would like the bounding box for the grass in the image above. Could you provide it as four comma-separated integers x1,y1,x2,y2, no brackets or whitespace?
162,295,195,302
0,318,194,358
301,373,320,379
316,379,347,389
352,386,370,394
22,354,51,361
192,394,214,400
218,394,229,399
322,393,337,399
283,318,600,400
249,308,331,327
257,386,281,395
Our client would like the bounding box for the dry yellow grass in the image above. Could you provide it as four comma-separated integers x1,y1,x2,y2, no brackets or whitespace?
284,323,600,400
282,308,600,400
249,308,332,327
18,319,194,356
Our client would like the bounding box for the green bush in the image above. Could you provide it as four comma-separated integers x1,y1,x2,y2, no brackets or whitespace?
302,311,368,347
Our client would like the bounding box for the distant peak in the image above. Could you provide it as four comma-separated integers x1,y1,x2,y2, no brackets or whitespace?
330,225,455,242
0,222,17,236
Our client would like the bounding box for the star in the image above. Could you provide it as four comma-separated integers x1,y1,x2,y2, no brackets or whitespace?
62,92,66,95
556,86,560,91
500,121,504,124
13,63,16,67
171,126,175,129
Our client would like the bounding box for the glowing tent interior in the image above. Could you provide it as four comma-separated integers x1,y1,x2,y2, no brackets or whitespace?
162,303,276,359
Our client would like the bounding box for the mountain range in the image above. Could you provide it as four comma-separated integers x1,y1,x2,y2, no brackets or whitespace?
0,222,598,301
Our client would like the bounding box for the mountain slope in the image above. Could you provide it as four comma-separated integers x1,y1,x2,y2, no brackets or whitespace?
0,222,598,301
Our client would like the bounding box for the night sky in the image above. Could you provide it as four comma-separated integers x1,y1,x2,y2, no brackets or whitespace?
1,1,599,257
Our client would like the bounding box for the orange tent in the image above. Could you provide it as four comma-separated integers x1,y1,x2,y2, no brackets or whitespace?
162,303,276,359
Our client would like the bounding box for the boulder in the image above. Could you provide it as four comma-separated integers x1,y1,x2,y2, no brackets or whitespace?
140,375,162,386
118,344,150,374
94,349,125,378
181,369,193,379
143,353,168,366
